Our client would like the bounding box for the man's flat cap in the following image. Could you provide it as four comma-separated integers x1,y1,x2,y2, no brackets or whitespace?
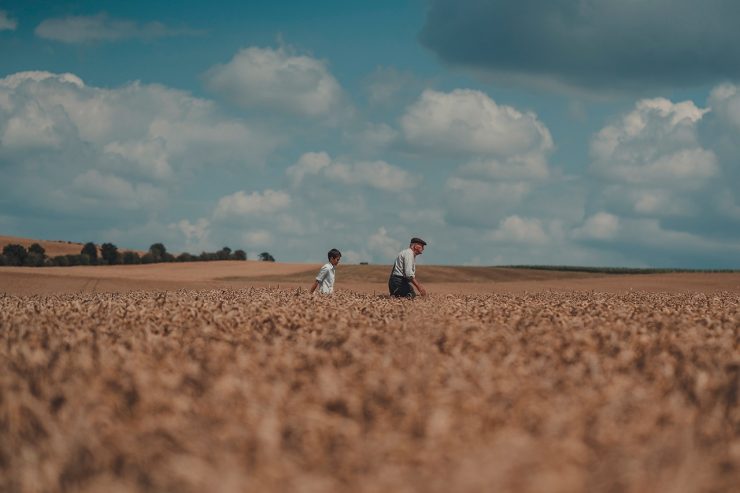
410,237,427,246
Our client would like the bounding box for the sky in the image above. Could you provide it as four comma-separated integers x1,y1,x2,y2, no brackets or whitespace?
1,0,739,268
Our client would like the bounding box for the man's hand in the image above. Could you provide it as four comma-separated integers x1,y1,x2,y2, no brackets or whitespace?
412,278,427,297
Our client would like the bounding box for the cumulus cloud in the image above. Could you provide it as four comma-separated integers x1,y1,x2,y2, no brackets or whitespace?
420,0,740,92
204,46,344,117
0,71,274,177
287,151,418,192
214,190,291,218
591,98,716,187
572,212,620,240
0,10,17,31
367,227,402,260
709,84,740,130
401,89,553,158
343,122,398,154
242,230,274,247
35,13,200,43
486,215,549,245
171,218,210,245
0,71,277,243
64,170,167,214
443,177,533,227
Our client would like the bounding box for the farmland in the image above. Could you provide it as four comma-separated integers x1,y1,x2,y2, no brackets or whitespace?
2,283,739,492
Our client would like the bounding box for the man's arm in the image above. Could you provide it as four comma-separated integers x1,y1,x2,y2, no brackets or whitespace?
403,249,415,278
309,280,319,293
410,277,427,296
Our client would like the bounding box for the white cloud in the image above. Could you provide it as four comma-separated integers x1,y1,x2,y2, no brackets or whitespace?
103,139,172,180
242,230,273,247
619,218,740,254
343,122,398,154
590,98,716,187
460,152,549,180
401,89,553,157
0,99,67,150
70,170,166,209
204,46,344,117
287,151,418,192
35,13,199,43
172,218,210,243
443,178,532,227
214,189,291,218
709,84,740,130
330,160,418,192
486,215,549,245
286,151,332,187
600,186,695,217
0,10,17,31
572,212,620,240
367,227,402,260
0,71,275,175
0,70,278,240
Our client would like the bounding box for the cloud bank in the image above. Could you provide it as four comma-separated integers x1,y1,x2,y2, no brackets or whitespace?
420,0,740,92
35,13,200,43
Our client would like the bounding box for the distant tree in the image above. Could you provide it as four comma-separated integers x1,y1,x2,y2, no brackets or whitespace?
140,253,155,264
176,252,194,262
0,255,7,266
52,255,70,267
121,251,141,265
2,244,28,266
28,243,46,257
233,249,247,261
81,242,98,261
199,251,218,261
78,253,91,266
217,247,232,260
258,252,275,262
149,243,167,262
101,243,119,265
63,254,80,266
24,253,45,267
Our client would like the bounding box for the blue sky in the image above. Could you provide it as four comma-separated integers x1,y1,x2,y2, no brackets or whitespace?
1,0,739,267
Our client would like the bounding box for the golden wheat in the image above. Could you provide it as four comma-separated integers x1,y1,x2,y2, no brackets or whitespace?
1,289,738,492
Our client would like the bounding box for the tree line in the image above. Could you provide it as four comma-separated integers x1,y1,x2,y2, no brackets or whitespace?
0,241,277,267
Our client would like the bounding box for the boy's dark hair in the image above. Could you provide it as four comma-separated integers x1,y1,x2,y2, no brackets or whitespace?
328,248,341,260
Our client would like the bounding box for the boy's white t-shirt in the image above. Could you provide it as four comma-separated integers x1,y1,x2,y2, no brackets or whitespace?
315,262,336,294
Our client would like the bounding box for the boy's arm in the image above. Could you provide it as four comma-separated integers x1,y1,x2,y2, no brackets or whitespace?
311,265,329,293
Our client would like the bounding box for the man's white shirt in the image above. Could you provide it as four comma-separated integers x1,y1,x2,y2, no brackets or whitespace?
391,248,415,279
315,262,336,294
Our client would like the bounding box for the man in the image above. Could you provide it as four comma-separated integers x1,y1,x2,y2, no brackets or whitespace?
389,237,427,297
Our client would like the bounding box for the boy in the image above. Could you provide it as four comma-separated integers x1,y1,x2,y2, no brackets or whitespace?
310,248,341,295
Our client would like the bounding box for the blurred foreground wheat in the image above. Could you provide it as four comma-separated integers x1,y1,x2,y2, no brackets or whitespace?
1,289,738,492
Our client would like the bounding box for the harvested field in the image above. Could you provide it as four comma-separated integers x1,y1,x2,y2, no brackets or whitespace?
3,263,740,296
2,289,739,492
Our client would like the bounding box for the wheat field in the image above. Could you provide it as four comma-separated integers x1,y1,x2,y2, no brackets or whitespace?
1,288,739,492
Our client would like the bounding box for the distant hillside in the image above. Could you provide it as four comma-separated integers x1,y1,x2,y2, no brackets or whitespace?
0,235,90,257
0,235,144,257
